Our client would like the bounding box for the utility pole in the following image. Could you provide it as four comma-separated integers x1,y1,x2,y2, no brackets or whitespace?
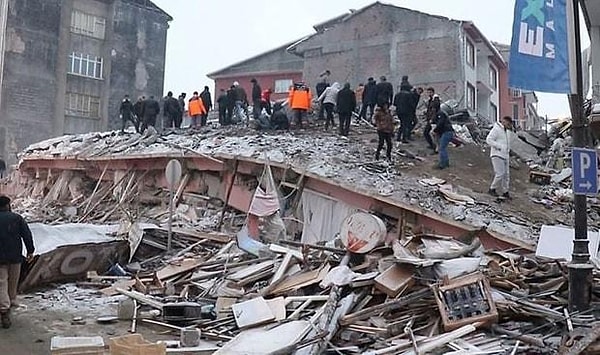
568,0,593,312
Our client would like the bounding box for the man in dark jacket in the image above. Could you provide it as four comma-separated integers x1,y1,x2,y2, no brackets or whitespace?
393,83,417,143
424,87,441,152
336,83,357,136
119,95,138,133
0,195,34,328
226,86,237,124
270,102,289,130
176,93,186,128
250,78,262,120
359,77,377,121
433,110,455,169
199,87,212,127
163,91,182,129
133,96,145,124
315,79,329,120
216,89,229,125
140,95,160,132
375,76,394,108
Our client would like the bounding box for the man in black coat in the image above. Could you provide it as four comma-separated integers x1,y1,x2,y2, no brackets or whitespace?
119,94,138,133
393,84,416,143
199,87,212,127
375,76,394,108
163,91,182,129
359,77,377,121
133,96,145,125
216,89,229,125
250,78,262,120
140,95,160,132
336,83,357,136
315,79,329,120
176,93,186,128
226,86,237,124
0,195,34,328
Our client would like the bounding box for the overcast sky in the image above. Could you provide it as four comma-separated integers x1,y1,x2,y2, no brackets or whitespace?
152,0,589,119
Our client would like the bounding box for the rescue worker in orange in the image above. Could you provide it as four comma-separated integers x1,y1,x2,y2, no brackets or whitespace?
188,91,207,128
288,82,312,129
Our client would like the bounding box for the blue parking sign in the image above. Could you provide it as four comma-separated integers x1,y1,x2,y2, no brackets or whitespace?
572,148,598,196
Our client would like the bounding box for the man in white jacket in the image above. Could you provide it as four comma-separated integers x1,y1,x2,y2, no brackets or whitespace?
317,82,340,131
486,116,513,199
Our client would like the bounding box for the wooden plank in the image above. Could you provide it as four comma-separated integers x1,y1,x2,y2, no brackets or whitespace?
266,297,286,321
157,258,204,281
231,296,275,329
116,288,164,310
269,244,304,260
227,261,275,281
268,264,331,295
374,264,414,297
215,297,238,320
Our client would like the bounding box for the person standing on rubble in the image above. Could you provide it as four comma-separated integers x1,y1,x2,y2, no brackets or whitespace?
233,81,248,122
140,95,160,132
486,116,514,199
133,96,145,129
424,88,441,153
217,89,229,125
176,93,186,129
119,94,138,133
359,77,377,122
317,82,340,131
226,86,237,125
188,91,207,128
375,76,394,108
355,83,364,122
250,78,262,119
393,82,415,143
163,91,182,129
0,195,34,329
260,88,273,115
336,83,357,136
374,103,394,161
316,78,330,120
433,108,455,169
199,86,213,127
288,82,312,129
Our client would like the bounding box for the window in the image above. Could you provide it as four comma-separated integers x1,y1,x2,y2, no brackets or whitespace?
510,88,521,98
71,10,106,39
68,52,103,79
65,92,101,118
489,66,498,90
467,83,476,110
490,102,498,121
512,104,519,121
466,40,475,67
274,79,293,94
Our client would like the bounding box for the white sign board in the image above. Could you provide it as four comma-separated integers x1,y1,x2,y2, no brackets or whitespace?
536,225,600,262
165,159,182,189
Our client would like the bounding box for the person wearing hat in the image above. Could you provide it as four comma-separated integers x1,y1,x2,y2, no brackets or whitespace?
486,116,514,199
359,77,377,122
0,195,34,328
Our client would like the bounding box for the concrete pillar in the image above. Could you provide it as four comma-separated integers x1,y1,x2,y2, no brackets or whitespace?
53,0,74,136
590,26,600,103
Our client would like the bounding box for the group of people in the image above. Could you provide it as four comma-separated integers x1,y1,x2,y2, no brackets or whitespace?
215,80,274,126
119,87,215,133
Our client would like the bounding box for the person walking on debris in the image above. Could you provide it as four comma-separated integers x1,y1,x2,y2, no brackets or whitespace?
163,91,182,129
0,195,34,329
133,96,145,128
261,88,273,115
226,86,236,125
199,86,213,127
317,82,340,130
288,82,312,129
433,108,454,170
316,78,330,120
217,89,229,125
424,87,441,153
359,77,377,122
374,103,394,161
176,93,186,128
188,91,207,128
336,83,357,136
355,83,364,122
486,116,514,199
393,80,416,143
140,95,160,132
375,75,394,108
119,94,138,133
250,78,262,120
233,81,248,122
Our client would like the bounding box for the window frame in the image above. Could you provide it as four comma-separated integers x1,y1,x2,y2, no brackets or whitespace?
466,40,475,68
68,52,104,79
489,66,498,90
274,79,293,94
490,102,498,121
70,10,106,39
467,82,476,110
65,92,101,119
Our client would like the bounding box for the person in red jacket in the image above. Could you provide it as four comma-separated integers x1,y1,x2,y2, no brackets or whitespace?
288,82,312,128
261,88,272,115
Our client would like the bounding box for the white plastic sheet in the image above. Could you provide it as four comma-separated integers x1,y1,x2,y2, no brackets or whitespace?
300,189,357,244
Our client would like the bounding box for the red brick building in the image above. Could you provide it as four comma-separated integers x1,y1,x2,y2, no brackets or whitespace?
207,43,304,102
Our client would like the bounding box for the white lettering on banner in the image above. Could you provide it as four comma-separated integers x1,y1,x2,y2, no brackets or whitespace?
545,43,556,58
546,0,554,7
519,23,544,57
546,20,555,31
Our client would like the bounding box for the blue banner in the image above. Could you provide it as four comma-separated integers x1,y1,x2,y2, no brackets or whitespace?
508,0,574,94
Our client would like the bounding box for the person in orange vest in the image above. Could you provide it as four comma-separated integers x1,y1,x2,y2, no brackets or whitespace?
288,82,312,129
188,91,206,128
